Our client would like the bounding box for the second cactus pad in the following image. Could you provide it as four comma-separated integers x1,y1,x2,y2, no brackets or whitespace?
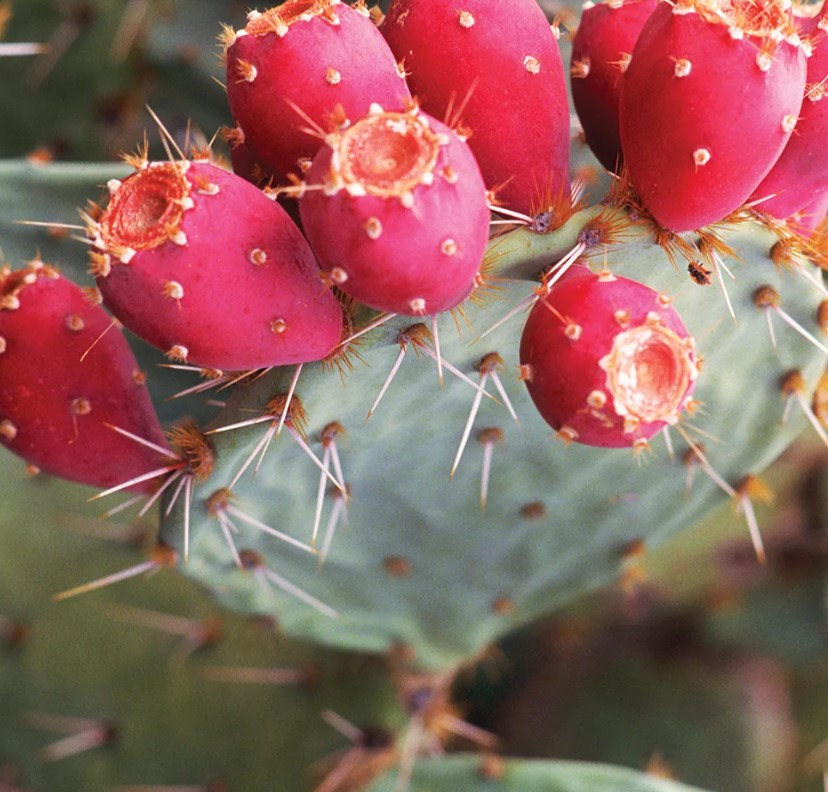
160,207,827,670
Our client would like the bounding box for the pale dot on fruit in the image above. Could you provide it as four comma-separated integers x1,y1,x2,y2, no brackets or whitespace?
71,397,92,416
458,10,475,28
65,314,85,332
693,148,711,167
614,309,631,327
524,56,541,74
674,58,691,77
564,322,582,340
249,248,268,266
0,419,17,440
163,281,184,301
587,390,607,409
364,218,383,239
441,239,458,256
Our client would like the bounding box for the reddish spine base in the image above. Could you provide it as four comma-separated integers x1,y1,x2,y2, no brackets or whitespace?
570,0,657,172
225,127,270,186
299,108,489,316
92,160,343,371
226,1,411,185
620,3,806,232
0,263,168,491
750,9,828,218
790,190,828,239
382,0,570,217
519,267,698,448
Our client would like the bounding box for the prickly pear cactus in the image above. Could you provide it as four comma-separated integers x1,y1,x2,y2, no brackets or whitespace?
158,204,827,669
3,1,828,791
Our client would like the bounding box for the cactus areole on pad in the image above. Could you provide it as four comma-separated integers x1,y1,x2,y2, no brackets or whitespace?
88,159,343,371
299,105,489,315
519,267,699,449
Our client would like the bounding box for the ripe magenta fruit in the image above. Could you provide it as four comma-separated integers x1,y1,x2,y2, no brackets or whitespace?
570,0,657,172
0,259,168,491
619,0,807,232
87,157,343,370
382,0,570,217
519,266,699,448
298,104,489,316
749,7,828,219
224,0,411,185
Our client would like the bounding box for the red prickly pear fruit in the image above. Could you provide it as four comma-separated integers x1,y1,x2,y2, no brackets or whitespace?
298,104,489,316
0,260,168,491
619,1,808,232
223,1,411,185
87,158,343,370
749,8,828,219
519,266,699,449
382,0,570,218
570,0,658,172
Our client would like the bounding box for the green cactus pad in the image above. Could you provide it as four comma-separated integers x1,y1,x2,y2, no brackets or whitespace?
0,161,128,273
366,755,710,792
158,207,828,669
0,451,403,792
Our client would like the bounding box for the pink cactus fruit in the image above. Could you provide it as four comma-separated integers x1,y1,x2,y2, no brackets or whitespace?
298,104,489,316
619,0,808,232
749,7,828,219
570,0,658,172
519,266,699,449
0,259,169,491
382,0,570,218
223,0,411,185
87,157,343,371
